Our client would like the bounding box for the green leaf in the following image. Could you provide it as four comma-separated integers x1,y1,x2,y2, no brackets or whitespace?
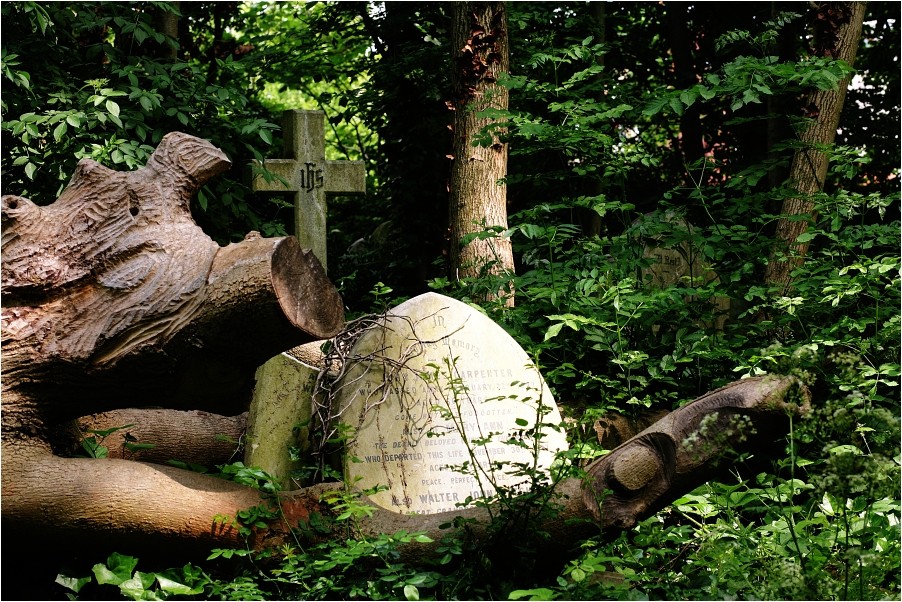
642,96,668,116
259,128,273,144
55,574,92,594
828,444,863,456
139,95,153,112
119,572,157,600
106,99,120,117
544,322,564,341
93,564,125,586
24,162,37,180
156,575,203,595
124,441,156,452
680,89,697,107
98,553,139,584
89,424,135,437
404,584,420,601
53,121,67,142
81,436,108,458
509,588,557,601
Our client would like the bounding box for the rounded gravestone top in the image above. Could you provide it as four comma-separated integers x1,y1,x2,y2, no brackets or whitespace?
335,293,568,515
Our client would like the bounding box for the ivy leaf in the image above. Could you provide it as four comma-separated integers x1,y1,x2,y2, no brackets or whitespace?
93,553,138,586
680,89,697,107
55,574,91,594
156,575,203,595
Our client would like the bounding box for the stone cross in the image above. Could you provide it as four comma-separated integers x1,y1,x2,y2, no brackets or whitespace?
252,109,365,270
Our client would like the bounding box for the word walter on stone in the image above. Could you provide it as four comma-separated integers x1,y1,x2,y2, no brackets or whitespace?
252,109,365,269
335,293,568,515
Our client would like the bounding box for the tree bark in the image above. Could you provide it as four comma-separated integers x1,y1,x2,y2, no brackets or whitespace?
764,2,867,294
449,1,515,304
52,409,247,465
2,131,344,547
156,1,180,59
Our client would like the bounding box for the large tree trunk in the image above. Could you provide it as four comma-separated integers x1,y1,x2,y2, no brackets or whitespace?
449,1,515,304
2,133,808,579
764,2,867,294
1,132,344,546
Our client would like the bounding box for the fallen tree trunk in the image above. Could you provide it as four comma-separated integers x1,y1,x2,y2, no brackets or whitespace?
2,132,344,548
1,133,808,569
269,375,810,559
5,375,808,562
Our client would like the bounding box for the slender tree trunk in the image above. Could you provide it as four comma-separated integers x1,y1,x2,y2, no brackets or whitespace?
449,1,515,305
764,2,866,294
585,1,607,238
666,2,704,166
157,1,180,59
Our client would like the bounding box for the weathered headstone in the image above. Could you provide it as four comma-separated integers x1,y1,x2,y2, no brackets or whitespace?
334,292,568,515
639,212,730,331
251,109,365,269
245,352,317,490
641,214,711,289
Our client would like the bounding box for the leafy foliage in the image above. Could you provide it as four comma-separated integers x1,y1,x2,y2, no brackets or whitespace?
1,1,282,243
3,2,899,601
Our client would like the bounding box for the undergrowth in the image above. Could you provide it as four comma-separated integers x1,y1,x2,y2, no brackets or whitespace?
52,14,900,602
